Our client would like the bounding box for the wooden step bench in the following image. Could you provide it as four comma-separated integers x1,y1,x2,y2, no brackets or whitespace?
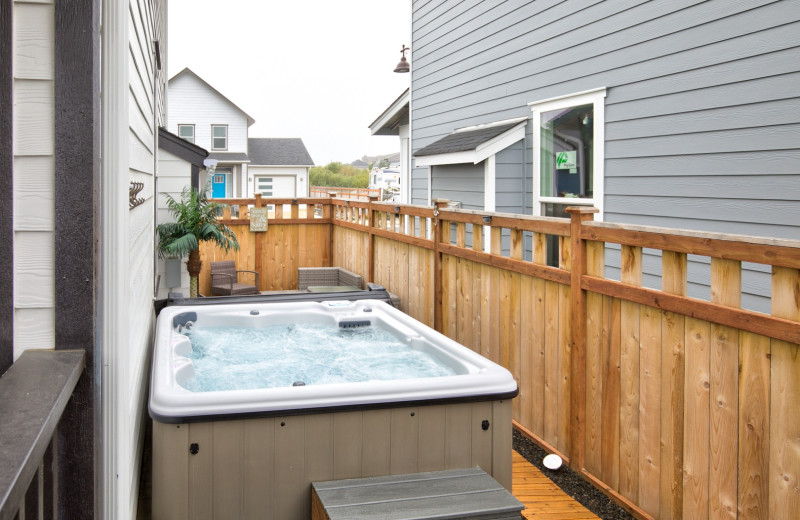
311,467,524,520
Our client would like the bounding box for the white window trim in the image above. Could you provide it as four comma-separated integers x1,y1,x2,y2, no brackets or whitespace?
530,87,606,218
211,124,228,151
177,124,194,143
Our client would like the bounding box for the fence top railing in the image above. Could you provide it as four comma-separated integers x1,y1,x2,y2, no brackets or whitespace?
0,350,85,520
310,187,382,201
583,220,800,269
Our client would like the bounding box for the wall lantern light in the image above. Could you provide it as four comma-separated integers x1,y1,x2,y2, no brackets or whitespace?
394,45,410,73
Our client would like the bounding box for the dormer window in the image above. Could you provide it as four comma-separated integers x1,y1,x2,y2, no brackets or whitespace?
177,124,194,143
211,125,228,150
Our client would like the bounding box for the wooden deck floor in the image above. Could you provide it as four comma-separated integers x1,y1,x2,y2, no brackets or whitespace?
513,451,599,520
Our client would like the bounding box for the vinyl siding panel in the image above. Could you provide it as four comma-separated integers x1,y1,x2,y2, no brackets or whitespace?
431,162,485,210
411,165,429,205
410,0,800,310
12,0,54,358
495,141,526,214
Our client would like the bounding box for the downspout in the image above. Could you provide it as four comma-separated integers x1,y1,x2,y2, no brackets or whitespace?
153,40,161,297
100,0,130,516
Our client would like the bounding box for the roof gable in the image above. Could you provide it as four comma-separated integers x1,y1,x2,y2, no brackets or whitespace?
169,68,256,126
369,89,410,136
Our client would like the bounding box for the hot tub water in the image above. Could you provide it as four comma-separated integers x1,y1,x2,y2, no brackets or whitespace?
182,322,458,392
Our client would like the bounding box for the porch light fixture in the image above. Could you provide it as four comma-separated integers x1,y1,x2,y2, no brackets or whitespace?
394,45,410,73
482,215,492,224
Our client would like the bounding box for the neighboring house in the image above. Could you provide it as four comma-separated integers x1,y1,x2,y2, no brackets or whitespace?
408,0,800,312
156,127,210,300
370,89,411,202
168,68,254,198
167,68,313,198
246,137,314,198
3,0,167,518
351,158,370,169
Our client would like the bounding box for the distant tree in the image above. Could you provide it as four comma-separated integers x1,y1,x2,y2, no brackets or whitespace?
310,161,368,188
378,158,390,168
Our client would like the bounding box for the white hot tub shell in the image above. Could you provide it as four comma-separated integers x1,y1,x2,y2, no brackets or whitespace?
151,299,518,520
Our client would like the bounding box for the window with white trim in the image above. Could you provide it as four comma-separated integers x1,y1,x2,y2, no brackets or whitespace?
211,124,228,150
256,177,273,196
178,124,194,143
530,88,605,219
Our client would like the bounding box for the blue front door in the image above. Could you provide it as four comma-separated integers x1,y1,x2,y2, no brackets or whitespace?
212,174,227,198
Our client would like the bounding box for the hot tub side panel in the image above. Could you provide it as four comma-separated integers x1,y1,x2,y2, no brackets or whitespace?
152,399,512,520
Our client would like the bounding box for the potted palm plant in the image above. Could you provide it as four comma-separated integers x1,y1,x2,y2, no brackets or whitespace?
156,185,239,297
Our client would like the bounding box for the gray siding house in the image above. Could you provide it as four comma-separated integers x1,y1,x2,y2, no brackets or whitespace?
409,0,800,311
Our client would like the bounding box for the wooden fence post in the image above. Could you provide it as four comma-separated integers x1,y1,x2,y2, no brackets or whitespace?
328,195,337,267
254,194,263,290
566,206,598,472
368,195,379,284
432,199,450,334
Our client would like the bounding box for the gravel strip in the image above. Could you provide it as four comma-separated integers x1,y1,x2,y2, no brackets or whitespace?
512,429,634,520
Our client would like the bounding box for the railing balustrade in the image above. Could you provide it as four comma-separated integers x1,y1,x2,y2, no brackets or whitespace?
0,350,85,520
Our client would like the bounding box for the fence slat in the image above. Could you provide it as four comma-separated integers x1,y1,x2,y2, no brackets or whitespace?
585,241,605,477
638,304,661,518
557,235,572,456
619,245,641,503
519,273,535,431
683,317,711,519
769,267,800,519
544,280,560,447
738,332,771,520
709,258,741,520
601,296,622,489
660,251,686,520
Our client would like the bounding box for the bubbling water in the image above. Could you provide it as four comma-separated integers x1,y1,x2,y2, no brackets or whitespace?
181,323,457,392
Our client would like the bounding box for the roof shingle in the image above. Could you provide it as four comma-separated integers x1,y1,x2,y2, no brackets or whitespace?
413,122,519,157
248,138,314,166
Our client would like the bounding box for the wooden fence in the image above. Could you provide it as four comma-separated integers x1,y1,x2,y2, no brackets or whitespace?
198,196,799,520
309,186,382,200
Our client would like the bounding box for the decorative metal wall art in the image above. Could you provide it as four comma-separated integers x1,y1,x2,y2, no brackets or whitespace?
129,181,145,209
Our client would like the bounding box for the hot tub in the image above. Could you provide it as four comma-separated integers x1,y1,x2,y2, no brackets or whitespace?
151,299,517,520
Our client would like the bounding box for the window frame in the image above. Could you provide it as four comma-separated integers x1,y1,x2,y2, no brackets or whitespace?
211,124,228,151
177,124,195,143
255,176,274,197
529,87,606,218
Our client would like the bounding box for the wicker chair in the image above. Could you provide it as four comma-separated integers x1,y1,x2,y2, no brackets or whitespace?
210,261,259,296
297,267,363,291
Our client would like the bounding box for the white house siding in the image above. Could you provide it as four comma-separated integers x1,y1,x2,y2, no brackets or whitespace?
120,0,166,517
156,148,192,299
248,165,309,197
411,0,800,312
167,73,249,154
12,0,55,357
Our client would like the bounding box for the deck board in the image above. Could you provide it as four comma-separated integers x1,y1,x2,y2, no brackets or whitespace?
512,451,598,520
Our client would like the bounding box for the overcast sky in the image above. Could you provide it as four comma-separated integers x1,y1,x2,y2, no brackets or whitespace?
167,0,411,166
